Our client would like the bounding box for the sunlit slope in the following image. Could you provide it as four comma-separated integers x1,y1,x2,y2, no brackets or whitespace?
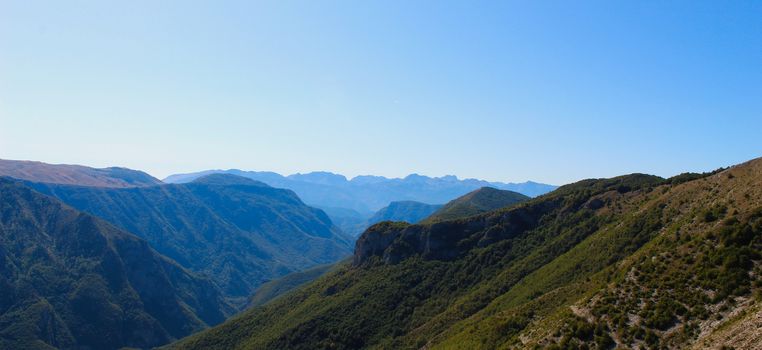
171,157,761,350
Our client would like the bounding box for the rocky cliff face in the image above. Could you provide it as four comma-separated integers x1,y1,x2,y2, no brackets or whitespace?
352,173,670,266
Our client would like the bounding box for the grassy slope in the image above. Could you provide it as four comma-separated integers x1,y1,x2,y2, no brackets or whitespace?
248,263,338,307
171,158,762,350
435,159,762,349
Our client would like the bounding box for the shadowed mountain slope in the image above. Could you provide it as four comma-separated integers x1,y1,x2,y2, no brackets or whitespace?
28,174,353,306
0,178,233,350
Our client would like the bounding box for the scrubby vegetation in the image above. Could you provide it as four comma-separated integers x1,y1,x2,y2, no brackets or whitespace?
542,206,762,349
248,263,338,307
170,158,762,350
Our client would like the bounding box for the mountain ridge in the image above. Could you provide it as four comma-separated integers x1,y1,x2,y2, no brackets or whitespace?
423,186,530,223
0,178,234,349
169,157,762,350
27,174,353,305
0,159,162,188
163,169,557,212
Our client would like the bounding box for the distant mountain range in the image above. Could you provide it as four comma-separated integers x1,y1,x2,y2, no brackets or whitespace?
324,201,443,238
164,169,556,238
163,169,557,213
367,201,443,225
171,158,762,350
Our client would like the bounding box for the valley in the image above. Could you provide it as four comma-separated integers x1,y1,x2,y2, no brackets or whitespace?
3,2,757,348
170,158,762,350
0,159,544,349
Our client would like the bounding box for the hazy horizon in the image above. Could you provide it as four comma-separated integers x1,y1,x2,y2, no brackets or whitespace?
2,3,762,349
2,1,760,184
3,155,756,188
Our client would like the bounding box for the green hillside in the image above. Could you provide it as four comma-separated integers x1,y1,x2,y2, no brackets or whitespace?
0,178,234,350
28,173,353,306
423,187,529,223
170,157,762,350
248,263,338,308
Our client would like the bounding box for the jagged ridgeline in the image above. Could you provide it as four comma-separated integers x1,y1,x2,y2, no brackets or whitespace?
0,179,234,350
170,158,762,350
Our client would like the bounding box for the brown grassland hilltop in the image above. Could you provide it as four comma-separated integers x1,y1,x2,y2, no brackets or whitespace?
0,159,162,188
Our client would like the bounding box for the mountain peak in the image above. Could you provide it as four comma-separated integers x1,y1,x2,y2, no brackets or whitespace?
350,175,389,185
287,171,348,185
440,175,459,181
423,186,530,223
191,173,269,187
403,173,429,181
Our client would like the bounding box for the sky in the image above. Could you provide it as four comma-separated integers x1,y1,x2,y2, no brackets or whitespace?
1,1,760,185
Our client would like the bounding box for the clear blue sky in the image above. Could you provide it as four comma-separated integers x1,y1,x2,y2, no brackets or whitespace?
1,1,760,184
